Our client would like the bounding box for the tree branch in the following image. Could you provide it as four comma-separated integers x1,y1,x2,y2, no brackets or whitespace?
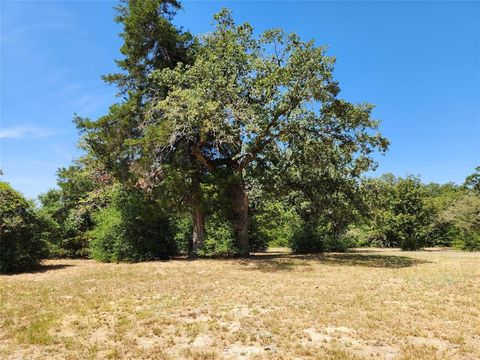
190,142,215,172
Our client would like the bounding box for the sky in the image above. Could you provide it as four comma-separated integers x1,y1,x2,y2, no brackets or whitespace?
1,1,479,199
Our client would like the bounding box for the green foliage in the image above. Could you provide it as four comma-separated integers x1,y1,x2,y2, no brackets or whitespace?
172,215,193,254
197,216,238,257
359,176,434,250
441,192,480,251
0,182,47,273
326,230,358,252
289,218,357,253
75,0,194,186
38,163,112,258
454,232,480,251
386,177,434,250
352,172,480,252
90,186,176,262
423,182,465,247
289,220,326,253
250,200,300,248
73,7,388,256
464,166,480,195
103,0,194,95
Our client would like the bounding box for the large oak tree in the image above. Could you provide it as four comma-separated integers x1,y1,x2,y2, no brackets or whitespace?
139,10,388,255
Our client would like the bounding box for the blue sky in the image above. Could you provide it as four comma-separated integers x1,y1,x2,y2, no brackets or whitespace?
1,1,479,199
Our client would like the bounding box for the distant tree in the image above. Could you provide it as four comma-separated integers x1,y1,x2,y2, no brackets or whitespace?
423,182,465,247
0,182,47,273
464,166,480,195
360,175,434,250
144,10,388,255
434,169,480,251
441,193,480,251
38,161,109,258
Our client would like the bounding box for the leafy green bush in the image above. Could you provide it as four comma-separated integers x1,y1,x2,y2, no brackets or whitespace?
454,231,480,251
38,179,111,259
172,215,193,255
426,220,457,247
0,182,47,273
289,220,325,253
290,220,357,253
442,192,480,251
89,186,176,262
197,216,238,257
250,200,300,250
366,176,433,251
326,231,358,252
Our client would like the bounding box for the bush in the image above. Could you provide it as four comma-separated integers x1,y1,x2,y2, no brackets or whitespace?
426,220,456,247
197,216,238,257
290,215,359,253
454,231,480,251
38,186,112,259
440,192,480,252
172,215,193,255
248,214,269,253
89,186,176,262
53,209,92,258
289,221,325,253
350,226,389,248
326,230,358,252
250,201,300,250
0,182,47,273
371,177,433,250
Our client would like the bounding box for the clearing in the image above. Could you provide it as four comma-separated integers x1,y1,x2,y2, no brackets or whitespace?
1,248,479,359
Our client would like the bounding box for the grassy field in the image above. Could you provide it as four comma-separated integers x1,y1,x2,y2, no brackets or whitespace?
1,248,479,360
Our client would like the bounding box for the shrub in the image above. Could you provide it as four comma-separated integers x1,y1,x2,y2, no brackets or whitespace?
197,216,238,257
442,192,480,251
38,185,112,259
0,182,47,273
250,201,300,250
326,231,358,252
248,214,269,253
426,220,457,247
350,226,389,248
290,215,359,253
89,186,176,262
172,215,193,255
372,177,433,250
289,220,325,253
454,231,480,251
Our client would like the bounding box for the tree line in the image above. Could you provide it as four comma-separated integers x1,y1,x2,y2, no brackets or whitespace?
1,0,479,273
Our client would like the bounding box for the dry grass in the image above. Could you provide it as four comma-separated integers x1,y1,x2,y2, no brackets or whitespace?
1,248,479,359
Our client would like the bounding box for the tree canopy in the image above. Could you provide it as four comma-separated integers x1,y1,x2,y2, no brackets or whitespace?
132,9,388,254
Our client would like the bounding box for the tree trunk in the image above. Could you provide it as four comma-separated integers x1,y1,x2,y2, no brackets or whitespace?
191,206,205,255
230,181,249,257
190,169,205,256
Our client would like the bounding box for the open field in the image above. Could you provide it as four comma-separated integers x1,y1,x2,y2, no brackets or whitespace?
1,248,479,360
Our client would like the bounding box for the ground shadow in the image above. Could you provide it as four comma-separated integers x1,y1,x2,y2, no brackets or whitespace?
239,252,429,272
239,257,312,272
318,253,429,268
2,264,75,276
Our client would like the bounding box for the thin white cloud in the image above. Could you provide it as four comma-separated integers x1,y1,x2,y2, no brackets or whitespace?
0,125,58,139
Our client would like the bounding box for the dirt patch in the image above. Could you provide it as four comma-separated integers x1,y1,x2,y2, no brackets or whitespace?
303,327,400,359
192,334,213,347
407,336,451,352
223,344,275,359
